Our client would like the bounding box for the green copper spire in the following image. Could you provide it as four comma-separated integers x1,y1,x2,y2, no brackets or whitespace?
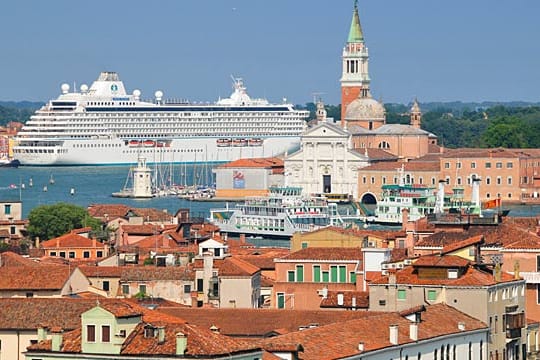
347,0,364,43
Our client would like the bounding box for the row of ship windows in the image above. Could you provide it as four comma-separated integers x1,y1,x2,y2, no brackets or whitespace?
79,112,295,117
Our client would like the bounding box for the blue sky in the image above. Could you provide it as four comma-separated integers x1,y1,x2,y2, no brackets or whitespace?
1,0,539,105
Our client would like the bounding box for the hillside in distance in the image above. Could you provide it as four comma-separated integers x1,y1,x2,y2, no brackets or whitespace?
2,100,540,149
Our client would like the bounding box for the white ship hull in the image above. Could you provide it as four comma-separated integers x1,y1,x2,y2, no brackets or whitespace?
13,72,308,166
14,136,300,166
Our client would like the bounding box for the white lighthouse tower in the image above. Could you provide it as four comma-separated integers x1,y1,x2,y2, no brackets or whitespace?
132,157,153,198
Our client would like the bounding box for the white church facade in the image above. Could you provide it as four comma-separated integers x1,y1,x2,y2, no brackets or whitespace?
284,103,369,200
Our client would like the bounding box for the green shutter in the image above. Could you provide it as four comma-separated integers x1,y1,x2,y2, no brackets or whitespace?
322,271,329,283
313,265,321,282
277,293,285,309
350,272,356,284
296,265,304,282
301,242,308,249
397,289,406,300
330,266,338,282
339,266,347,283
428,290,437,301
288,271,295,282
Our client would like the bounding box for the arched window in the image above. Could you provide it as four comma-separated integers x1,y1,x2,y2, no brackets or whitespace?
378,141,390,149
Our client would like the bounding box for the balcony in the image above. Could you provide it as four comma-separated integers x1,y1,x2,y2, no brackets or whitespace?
506,311,525,339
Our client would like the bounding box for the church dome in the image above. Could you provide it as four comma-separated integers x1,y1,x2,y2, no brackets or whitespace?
344,96,386,122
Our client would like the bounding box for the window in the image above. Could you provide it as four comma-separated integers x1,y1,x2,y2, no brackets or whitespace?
184,284,191,293
287,270,295,282
536,255,540,272
96,251,103,258
457,162,462,169
507,162,513,168
322,271,329,282
59,252,66,258
536,284,540,304
496,162,502,169
496,176,501,185
485,162,491,169
87,325,96,342
122,284,129,295
277,293,285,309
26,292,34,298
330,266,338,282
350,271,356,284
507,177,512,185
83,251,90,258
295,265,304,282
101,325,110,342
427,290,437,301
10,226,15,235
68,251,75,259
102,281,110,291
313,265,321,282
397,289,406,300
448,269,458,279
379,299,386,306
486,177,491,185
444,162,450,169
139,284,147,294
471,162,476,169
50,251,57,256
301,242,308,249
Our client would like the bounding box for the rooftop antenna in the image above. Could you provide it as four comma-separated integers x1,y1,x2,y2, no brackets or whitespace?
312,92,325,104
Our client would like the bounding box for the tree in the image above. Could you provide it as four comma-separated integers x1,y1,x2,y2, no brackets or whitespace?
27,203,102,241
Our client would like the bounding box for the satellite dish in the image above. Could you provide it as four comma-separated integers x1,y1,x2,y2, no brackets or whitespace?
80,84,88,93
133,89,141,99
154,90,163,100
61,83,70,94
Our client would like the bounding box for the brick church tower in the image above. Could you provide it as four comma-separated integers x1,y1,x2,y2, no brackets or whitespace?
340,0,371,126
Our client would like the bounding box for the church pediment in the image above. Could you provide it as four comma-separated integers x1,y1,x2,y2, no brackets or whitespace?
303,121,350,139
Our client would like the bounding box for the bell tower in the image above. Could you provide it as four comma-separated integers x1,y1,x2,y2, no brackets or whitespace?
340,0,370,126
410,99,422,129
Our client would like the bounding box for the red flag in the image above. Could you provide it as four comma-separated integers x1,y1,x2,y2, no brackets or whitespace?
484,198,500,209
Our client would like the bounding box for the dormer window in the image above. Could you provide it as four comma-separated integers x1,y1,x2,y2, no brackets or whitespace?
448,268,458,279
144,326,156,338
87,325,96,342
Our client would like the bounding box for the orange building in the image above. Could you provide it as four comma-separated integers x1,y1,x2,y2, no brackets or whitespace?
41,229,108,260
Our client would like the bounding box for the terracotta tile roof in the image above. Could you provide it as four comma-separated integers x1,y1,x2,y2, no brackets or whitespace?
360,161,440,172
413,254,470,268
120,266,195,282
87,204,174,222
300,226,406,240
257,304,485,359
121,224,161,235
158,308,383,337
0,251,39,267
0,265,76,290
440,147,530,159
260,274,275,287
229,247,290,257
387,248,409,263
29,316,260,357
78,265,125,278
217,157,283,169
279,247,363,261
41,233,105,249
365,148,398,161
99,301,142,318
320,290,369,309
504,237,540,250
441,235,484,255
415,220,540,249
236,255,278,270
219,257,260,276
370,261,518,287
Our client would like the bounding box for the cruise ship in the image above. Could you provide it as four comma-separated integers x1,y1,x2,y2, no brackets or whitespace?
13,72,309,166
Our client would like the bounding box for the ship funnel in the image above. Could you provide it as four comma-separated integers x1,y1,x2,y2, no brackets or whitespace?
434,180,445,214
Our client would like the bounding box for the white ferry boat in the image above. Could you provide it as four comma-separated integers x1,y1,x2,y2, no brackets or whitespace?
209,186,345,239
13,72,309,166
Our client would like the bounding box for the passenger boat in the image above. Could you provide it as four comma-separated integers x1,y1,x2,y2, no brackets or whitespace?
216,139,232,147
13,72,308,166
209,186,345,239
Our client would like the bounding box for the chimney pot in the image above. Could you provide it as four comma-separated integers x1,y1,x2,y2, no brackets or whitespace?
358,342,364,352
176,332,187,355
458,322,466,331
389,324,399,345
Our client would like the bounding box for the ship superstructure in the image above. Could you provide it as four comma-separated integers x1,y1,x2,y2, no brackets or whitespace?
13,72,309,165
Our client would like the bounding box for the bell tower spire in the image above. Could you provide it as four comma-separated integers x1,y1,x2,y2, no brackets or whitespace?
340,0,371,127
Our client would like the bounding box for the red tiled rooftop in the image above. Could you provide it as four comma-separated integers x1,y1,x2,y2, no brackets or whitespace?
279,247,363,261
41,233,105,249
0,251,39,267
441,235,484,255
360,161,440,172
219,257,260,276
0,265,77,290
217,157,283,169
320,290,369,309
413,254,470,268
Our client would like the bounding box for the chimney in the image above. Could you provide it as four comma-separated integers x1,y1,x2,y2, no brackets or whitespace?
458,322,466,331
239,233,246,244
351,296,357,309
409,322,418,341
56,237,60,248
389,324,399,345
190,291,198,308
202,251,213,304
514,260,521,279
388,271,397,285
358,342,365,352
494,263,502,282
337,293,344,306
176,331,187,355
157,327,165,344
92,237,97,248
401,208,409,229
35,236,40,249
51,327,63,352
37,326,48,341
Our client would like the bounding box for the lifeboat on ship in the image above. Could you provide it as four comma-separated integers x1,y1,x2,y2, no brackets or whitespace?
248,138,263,146
128,140,141,147
217,138,232,147
143,140,155,147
